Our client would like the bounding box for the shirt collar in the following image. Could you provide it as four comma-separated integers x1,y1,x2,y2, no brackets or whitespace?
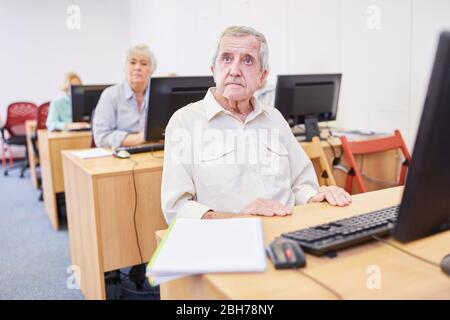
122,79,150,101
123,80,134,100
203,88,269,122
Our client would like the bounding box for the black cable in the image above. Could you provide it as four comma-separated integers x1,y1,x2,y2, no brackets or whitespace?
129,158,144,265
323,138,337,160
297,269,344,300
371,235,440,267
324,135,343,166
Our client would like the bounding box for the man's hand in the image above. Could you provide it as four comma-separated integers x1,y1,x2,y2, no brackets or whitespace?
308,186,352,207
242,198,292,217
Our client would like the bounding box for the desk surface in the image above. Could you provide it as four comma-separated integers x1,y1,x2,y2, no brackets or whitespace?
43,130,92,140
156,187,450,299
63,149,164,177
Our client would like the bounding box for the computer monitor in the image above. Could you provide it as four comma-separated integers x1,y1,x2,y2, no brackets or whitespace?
144,76,215,141
71,85,111,122
392,31,450,242
274,74,341,141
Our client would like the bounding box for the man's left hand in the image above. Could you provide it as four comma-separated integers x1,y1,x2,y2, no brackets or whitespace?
308,186,352,207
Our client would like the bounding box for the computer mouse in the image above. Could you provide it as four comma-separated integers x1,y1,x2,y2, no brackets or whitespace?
113,150,130,159
441,254,450,276
266,238,306,269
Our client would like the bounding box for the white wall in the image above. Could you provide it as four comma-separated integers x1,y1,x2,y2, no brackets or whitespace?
129,0,450,148
1,0,449,148
0,0,131,124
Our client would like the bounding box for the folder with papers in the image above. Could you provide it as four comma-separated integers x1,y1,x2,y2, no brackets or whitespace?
146,218,267,285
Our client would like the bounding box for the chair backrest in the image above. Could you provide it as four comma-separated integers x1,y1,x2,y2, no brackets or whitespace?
36,102,50,130
340,130,411,194
5,102,38,136
302,136,336,186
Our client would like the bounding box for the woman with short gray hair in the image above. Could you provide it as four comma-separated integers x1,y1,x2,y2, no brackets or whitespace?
93,44,157,148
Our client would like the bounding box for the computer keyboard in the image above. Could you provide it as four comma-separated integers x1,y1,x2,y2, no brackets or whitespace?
115,143,164,154
67,127,91,132
281,205,400,256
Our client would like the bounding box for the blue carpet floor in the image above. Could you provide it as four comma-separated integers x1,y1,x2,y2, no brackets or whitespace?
0,166,83,299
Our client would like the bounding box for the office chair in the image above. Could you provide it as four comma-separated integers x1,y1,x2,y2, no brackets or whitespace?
31,102,50,201
1,102,38,177
340,130,411,194
302,136,336,186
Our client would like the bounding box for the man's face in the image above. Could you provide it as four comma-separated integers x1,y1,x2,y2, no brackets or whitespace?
126,53,152,87
212,35,268,102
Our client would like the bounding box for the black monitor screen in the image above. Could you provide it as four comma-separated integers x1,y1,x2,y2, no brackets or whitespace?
145,76,215,141
392,31,450,242
292,82,335,118
275,74,341,127
71,85,111,122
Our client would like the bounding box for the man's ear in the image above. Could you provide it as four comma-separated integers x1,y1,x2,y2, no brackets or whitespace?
258,68,269,88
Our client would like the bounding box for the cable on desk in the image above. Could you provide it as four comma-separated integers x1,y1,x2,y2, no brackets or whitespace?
322,131,343,166
371,235,440,268
129,157,144,265
297,269,344,300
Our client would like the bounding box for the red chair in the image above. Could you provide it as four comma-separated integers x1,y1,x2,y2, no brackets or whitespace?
30,102,50,159
36,102,50,130
340,130,411,194
1,102,38,177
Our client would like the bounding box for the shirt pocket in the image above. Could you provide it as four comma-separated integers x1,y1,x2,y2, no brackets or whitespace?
196,146,240,187
259,142,291,177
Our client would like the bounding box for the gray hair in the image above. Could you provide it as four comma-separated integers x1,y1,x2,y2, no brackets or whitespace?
212,26,269,72
125,44,157,73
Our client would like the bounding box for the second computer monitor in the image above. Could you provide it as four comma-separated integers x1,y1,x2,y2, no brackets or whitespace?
275,74,341,140
71,85,111,122
145,76,215,141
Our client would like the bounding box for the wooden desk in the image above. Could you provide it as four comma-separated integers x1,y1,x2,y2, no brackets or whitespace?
38,130,91,229
302,136,401,193
62,150,168,300
156,187,450,299
25,120,38,189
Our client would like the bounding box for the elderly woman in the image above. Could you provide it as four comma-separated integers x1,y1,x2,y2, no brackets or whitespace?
46,72,90,131
93,44,157,148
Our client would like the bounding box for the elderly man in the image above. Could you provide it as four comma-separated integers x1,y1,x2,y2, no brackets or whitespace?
161,26,351,223
93,44,157,148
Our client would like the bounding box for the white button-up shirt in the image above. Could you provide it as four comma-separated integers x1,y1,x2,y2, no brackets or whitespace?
161,88,319,223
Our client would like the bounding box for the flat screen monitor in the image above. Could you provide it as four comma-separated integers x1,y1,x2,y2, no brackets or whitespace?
145,76,215,141
392,31,450,242
71,85,111,122
274,74,341,140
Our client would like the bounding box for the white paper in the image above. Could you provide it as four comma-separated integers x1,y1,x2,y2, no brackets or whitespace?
71,148,113,159
147,218,267,285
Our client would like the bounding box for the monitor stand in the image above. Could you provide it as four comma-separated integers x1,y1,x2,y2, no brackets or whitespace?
304,116,321,141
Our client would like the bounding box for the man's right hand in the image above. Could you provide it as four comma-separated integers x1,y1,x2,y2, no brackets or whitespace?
241,198,292,217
